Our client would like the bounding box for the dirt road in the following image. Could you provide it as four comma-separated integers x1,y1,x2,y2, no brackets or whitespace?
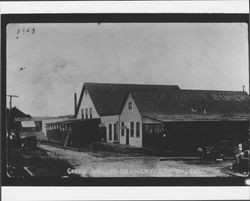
39,144,232,177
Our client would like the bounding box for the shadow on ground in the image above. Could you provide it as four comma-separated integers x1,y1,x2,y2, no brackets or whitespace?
7,146,79,177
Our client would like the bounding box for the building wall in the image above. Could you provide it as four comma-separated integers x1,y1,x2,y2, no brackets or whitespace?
120,94,142,147
43,116,71,138
16,116,73,140
101,115,119,143
76,89,120,143
76,89,100,119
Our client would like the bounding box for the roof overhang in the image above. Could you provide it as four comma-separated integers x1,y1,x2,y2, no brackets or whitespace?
46,118,101,125
142,113,250,122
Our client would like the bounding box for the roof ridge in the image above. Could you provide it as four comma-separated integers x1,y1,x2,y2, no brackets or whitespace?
85,82,179,86
181,89,248,94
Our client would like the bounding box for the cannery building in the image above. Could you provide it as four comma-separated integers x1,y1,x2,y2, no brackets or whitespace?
75,83,180,143
75,82,249,152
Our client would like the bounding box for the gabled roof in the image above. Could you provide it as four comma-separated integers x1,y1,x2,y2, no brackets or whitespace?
129,89,250,121
76,82,249,120
7,107,31,119
76,82,180,116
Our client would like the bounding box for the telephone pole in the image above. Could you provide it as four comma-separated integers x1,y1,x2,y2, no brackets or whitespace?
7,94,19,110
6,94,18,133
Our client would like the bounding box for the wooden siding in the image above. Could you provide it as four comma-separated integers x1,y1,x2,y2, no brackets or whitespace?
142,121,249,155
46,119,101,146
101,115,119,143
76,89,100,119
120,94,142,147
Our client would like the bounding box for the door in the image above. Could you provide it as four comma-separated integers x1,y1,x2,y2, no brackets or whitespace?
126,128,129,145
113,123,118,142
99,127,106,142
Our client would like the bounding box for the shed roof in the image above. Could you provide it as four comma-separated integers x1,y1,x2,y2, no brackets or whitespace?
46,118,100,125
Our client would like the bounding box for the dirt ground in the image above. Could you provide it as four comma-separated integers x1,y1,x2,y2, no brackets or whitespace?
39,144,233,177
7,145,76,177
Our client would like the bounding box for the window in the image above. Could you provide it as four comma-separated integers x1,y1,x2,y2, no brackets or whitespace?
81,108,84,119
121,122,125,136
136,122,140,138
85,108,88,119
114,123,118,141
90,108,92,119
130,122,134,137
128,102,132,110
109,124,112,141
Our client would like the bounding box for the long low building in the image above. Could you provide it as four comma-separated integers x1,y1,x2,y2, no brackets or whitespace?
120,90,249,153
71,82,249,153
46,118,101,146
15,115,74,140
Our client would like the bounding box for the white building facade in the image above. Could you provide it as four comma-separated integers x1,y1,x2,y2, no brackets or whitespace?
119,94,143,147
76,87,120,144
76,89,99,120
75,82,250,151
75,82,180,148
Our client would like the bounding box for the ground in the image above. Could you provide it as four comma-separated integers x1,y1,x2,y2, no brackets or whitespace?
7,143,76,177
38,143,234,177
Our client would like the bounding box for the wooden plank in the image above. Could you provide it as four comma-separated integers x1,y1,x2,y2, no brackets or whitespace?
64,131,71,147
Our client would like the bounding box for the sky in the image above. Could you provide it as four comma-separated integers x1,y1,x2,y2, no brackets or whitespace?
7,23,249,116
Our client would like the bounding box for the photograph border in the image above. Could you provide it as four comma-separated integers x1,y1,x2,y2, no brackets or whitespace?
1,13,249,186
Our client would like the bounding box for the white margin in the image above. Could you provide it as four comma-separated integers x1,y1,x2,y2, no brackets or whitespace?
2,186,250,201
1,1,249,201
0,1,249,14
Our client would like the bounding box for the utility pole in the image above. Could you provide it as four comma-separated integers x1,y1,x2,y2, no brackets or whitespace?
6,94,18,134
7,94,18,110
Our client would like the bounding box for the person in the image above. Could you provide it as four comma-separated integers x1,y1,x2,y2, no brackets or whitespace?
232,143,244,172
197,147,203,158
243,149,249,158
235,143,244,163
241,149,249,174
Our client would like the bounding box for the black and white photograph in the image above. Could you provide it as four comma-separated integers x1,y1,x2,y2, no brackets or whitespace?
2,15,249,181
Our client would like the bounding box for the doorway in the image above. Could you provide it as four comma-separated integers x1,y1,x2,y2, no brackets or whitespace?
126,128,129,145
113,123,118,142
99,126,107,142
